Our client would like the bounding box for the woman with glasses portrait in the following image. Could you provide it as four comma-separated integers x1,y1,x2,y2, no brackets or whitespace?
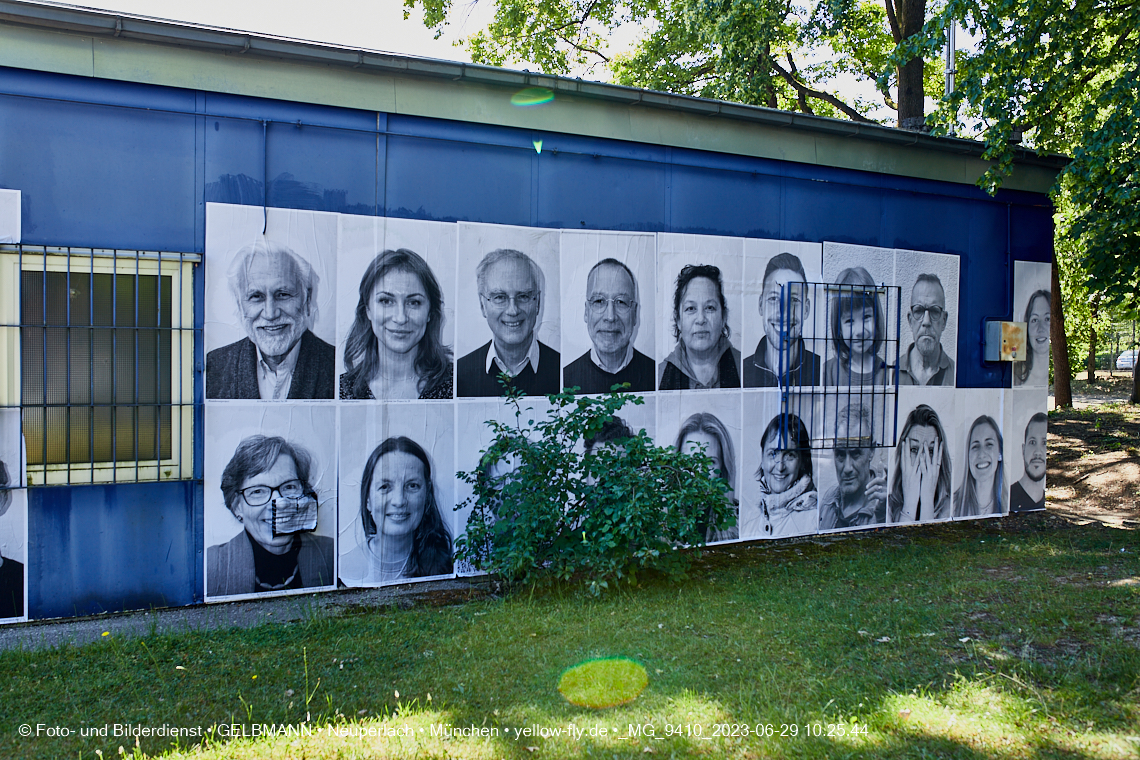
207,435,334,597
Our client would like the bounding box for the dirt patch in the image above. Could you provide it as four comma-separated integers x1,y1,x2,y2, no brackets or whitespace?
1045,404,1140,527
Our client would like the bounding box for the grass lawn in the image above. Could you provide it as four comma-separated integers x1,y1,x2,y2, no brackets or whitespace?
2,512,1138,759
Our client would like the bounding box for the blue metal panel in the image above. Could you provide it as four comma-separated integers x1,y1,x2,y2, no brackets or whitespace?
782,176,882,244
28,481,201,618
1009,203,1055,263
204,116,265,207
0,65,197,113
669,163,783,238
266,122,377,215
206,116,380,214
0,93,197,250
385,134,532,225
958,202,1012,388
879,191,971,255
537,152,666,231
204,92,376,132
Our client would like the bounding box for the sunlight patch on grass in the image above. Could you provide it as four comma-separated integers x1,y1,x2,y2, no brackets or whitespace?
558,657,648,708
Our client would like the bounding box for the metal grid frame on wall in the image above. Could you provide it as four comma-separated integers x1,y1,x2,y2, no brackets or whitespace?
1,244,200,486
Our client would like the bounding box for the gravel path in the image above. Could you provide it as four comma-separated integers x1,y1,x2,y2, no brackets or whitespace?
0,577,491,653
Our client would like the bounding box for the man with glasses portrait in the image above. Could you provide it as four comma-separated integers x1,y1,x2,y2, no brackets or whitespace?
899,274,955,386
563,258,655,393
458,248,561,397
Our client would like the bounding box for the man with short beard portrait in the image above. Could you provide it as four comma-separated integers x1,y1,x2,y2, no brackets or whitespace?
1010,413,1047,512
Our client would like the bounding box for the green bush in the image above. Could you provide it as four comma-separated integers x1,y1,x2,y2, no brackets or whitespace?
456,384,735,594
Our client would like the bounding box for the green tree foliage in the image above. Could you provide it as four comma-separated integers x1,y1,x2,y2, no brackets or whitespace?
900,0,1139,309
456,384,735,594
407,0,939,123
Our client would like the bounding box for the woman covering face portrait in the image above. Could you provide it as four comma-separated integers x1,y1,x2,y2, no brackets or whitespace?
953,415,1004,518
673,412,739,542
823,266,887,386
208,436,334,597
658,265,741,390
341,249,453,400
1014,289,1050,387
889,404,952,522
356,437,453,583
754,414,818,538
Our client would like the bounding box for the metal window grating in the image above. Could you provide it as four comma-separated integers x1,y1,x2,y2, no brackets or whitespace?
771,281,900,451
1,245,199,485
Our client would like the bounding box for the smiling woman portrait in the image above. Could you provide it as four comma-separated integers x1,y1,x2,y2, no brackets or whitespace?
341,249,453,400
1014,289,1051,387
207,435,334,597
658,264,741,390
953,415,1005,517
343,436,453,584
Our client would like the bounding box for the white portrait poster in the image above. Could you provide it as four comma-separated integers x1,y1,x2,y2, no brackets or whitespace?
338,402,455,587
203,403,337,601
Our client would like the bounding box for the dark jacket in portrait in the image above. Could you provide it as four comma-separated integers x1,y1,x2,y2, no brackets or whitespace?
206,531,334,597
457,340,561,397
0,557,23,619
743,337,822,387
1009,482,1045,513
563,349,655,394
206,330,335,399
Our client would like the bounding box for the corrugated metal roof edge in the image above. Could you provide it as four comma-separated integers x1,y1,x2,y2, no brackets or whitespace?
0,0,1070,173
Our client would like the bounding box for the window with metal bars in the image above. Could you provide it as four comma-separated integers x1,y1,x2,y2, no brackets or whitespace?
1,246,198,485
770,280,901,450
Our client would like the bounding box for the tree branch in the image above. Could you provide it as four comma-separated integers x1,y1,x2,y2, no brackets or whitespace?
771,59,875,122
882,0,901,43
786,53,814,114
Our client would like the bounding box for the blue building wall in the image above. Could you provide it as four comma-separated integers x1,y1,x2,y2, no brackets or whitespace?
0,64,1054,620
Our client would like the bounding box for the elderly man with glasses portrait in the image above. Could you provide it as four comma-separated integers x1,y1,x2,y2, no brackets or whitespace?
458,249,561,397
899,273,955,386
564,258,655,394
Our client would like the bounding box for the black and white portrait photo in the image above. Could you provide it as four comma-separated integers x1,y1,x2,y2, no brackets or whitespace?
888,388,957,524
1007,389,1047,513
1013,261,1052,388
454,396,553,576
205,204,338,400
821,243,897,387
337,215,457,400
338,403,455,587
739,391,821,540
895,249,960,387
656,233,744,390
659,391,741,543
742,239,823,388
0,408,26,621
560,231,656,394
455,222,561,397
204,404,337,600
953,390,1006,519
817,399,889,532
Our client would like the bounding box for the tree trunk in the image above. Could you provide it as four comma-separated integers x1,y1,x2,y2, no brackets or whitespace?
1051,259,1073,408
892,0,928,130
1131,352,1139,404
1086,293,1099,384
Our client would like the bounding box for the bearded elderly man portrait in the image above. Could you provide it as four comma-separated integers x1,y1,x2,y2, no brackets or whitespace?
563,258,655,393
899,273,955,386
207,240,335,399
